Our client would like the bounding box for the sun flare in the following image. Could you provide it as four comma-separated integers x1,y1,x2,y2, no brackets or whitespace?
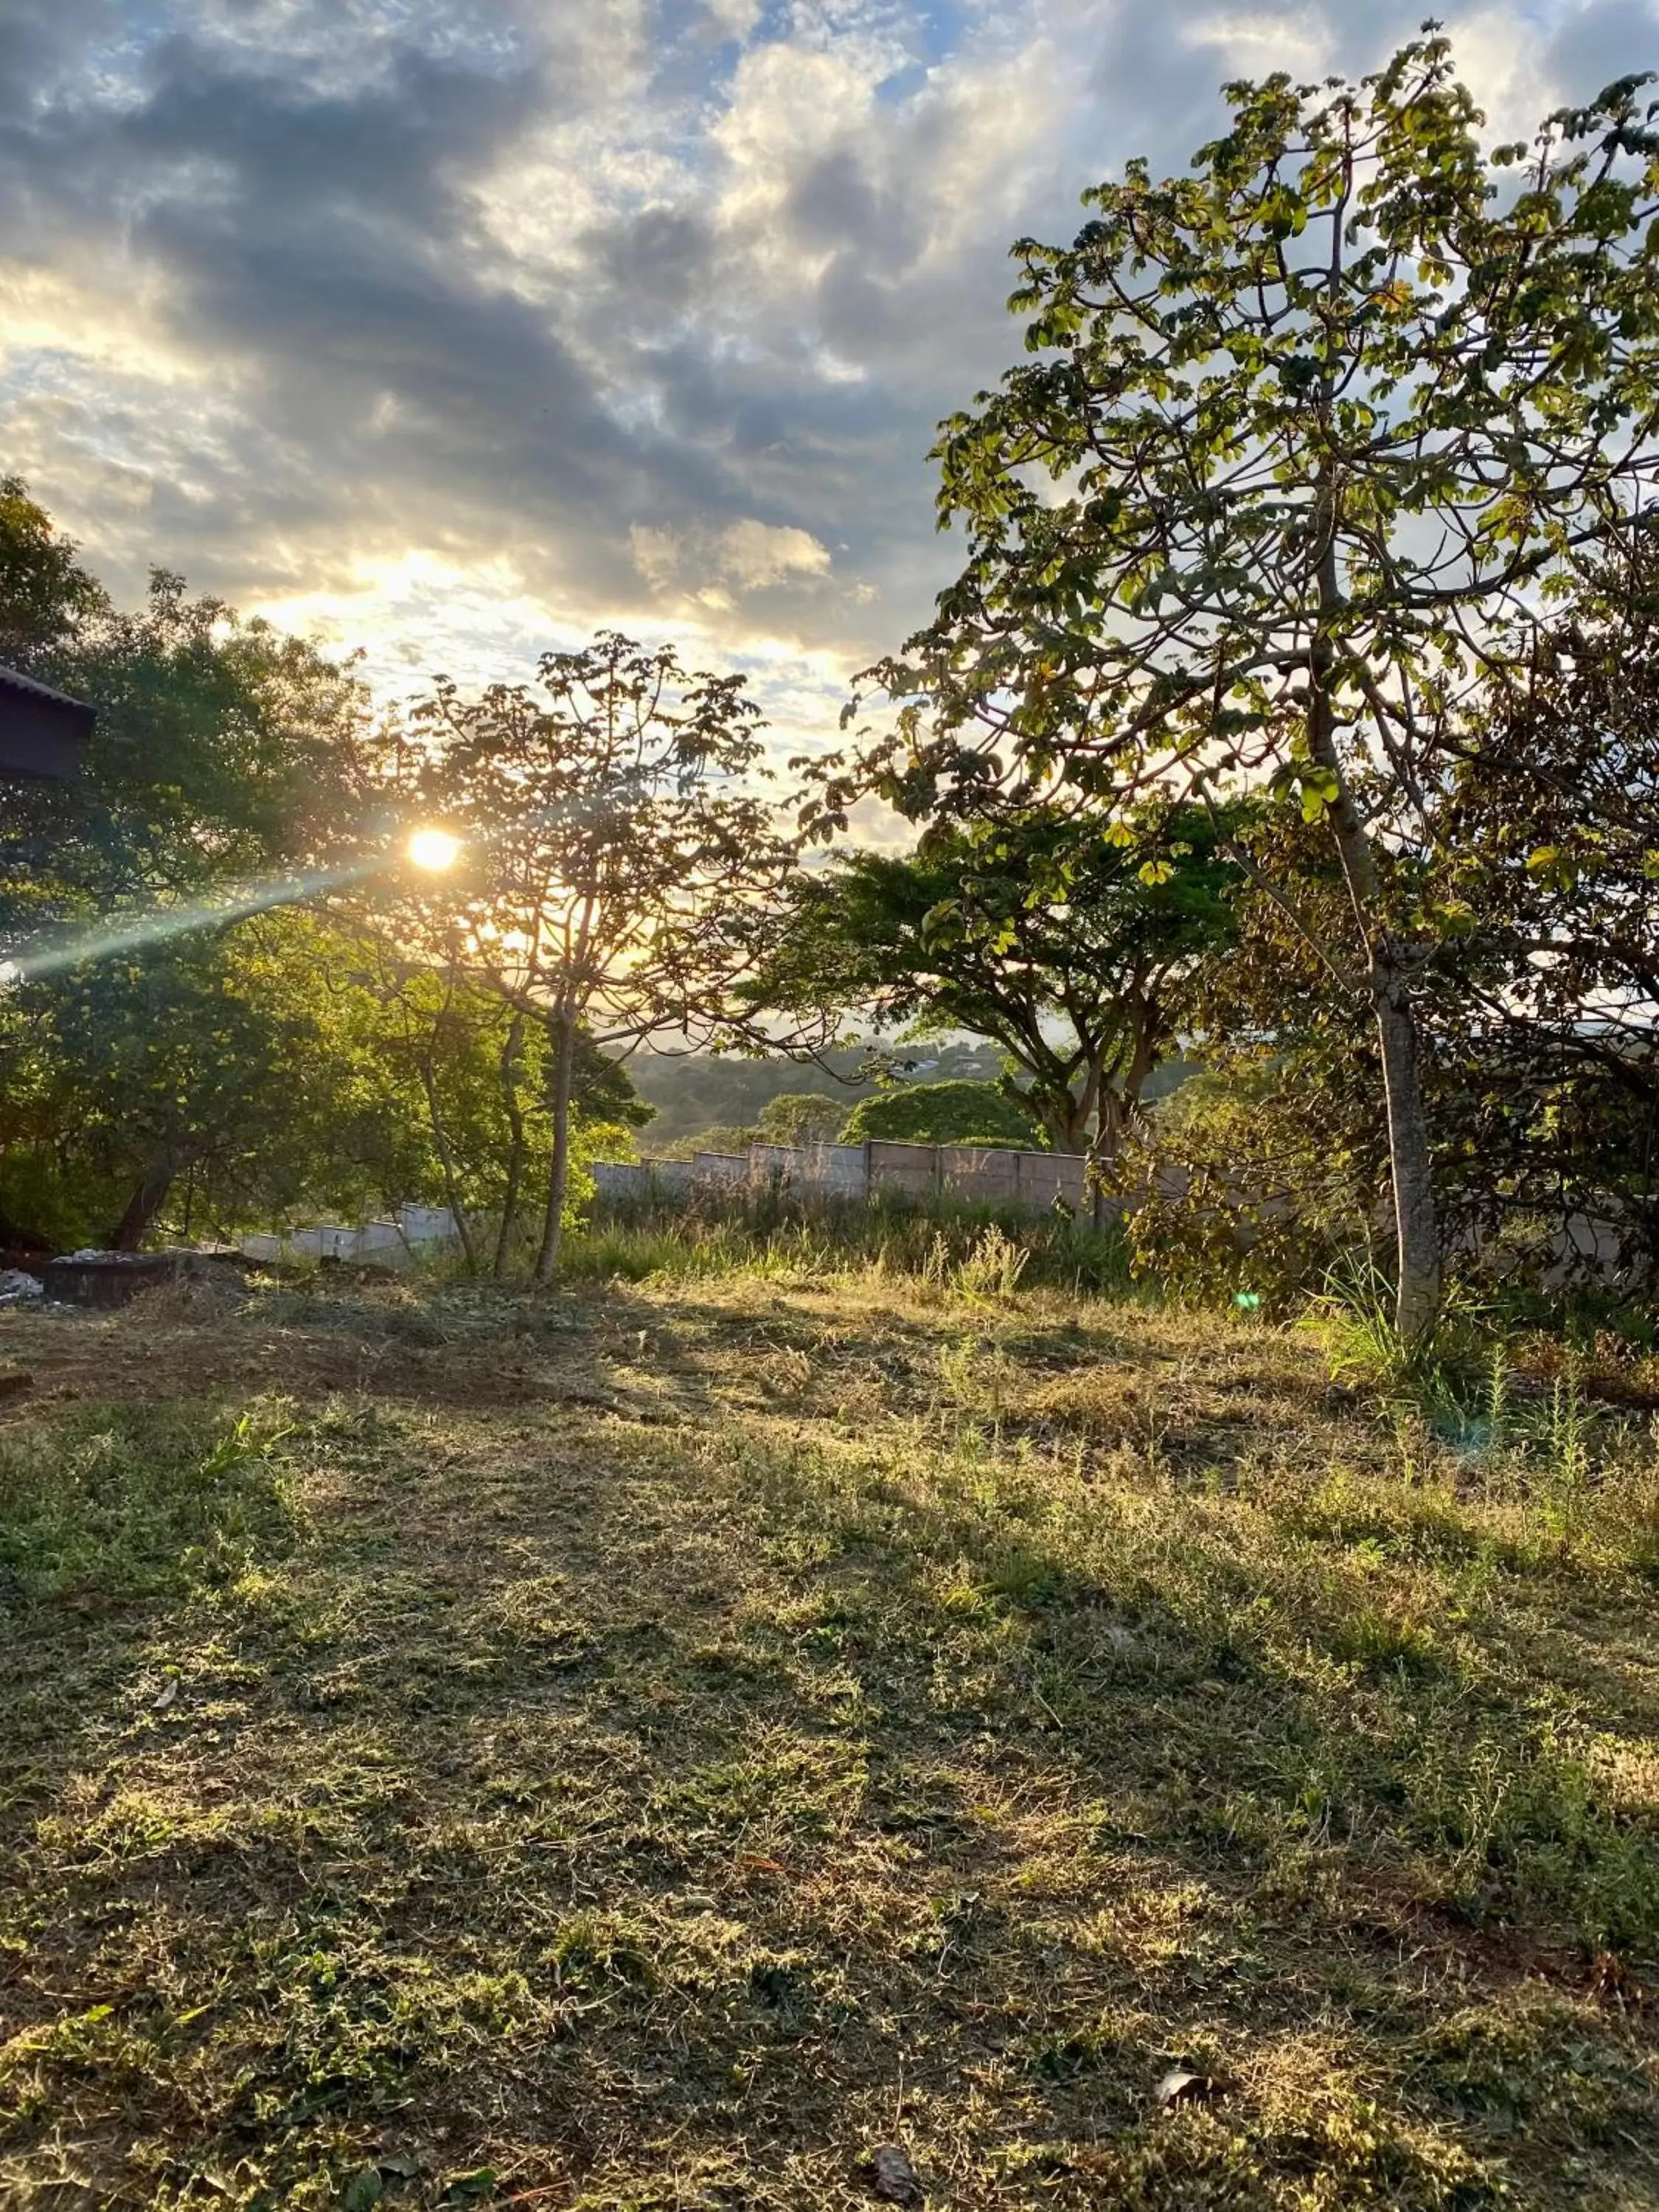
408,828,462,872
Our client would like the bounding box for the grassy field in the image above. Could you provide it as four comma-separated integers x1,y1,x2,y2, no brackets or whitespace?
2,1222,1658,2209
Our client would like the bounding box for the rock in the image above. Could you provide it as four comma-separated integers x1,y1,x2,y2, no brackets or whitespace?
1155,2065,1234,2111
0,1269,43,1304
868,2144,922,2203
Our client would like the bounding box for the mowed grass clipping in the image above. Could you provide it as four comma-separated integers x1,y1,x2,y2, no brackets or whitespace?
1,1248,1658,2210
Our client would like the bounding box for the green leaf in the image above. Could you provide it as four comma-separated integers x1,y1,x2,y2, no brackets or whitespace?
438,2174,498,2206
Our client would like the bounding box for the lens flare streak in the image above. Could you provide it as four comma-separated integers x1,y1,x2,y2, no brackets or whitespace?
0,856,385,986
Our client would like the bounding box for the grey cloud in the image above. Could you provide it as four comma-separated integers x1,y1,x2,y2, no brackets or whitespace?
1,0,1621,689
1090,0,1445,148
1,12,766,615
581,205,720,319
1546,0,1659,100
122,38,530,219
785,145,912,255
0,0,116,100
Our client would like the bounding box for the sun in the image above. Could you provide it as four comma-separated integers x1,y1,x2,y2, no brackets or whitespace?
408,827,462,872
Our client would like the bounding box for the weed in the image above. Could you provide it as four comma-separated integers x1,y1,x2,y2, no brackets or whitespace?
952,1225,1030,1304
0,1397,299,1606
1312,1259,1489,1409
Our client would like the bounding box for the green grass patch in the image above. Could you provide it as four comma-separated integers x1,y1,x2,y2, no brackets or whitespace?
0,1398,301,1607
1,1267,1658,2208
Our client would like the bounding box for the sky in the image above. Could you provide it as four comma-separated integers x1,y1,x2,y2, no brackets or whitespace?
3,0,1657,757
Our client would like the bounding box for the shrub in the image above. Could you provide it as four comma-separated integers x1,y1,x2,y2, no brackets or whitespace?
1107,1049,1386,1308
839,1079,1045,1150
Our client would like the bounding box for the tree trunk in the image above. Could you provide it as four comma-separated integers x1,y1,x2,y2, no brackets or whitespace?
418,1060,479,1275
109,1147,182,1252
1308,465,1441,1340
493,1012,528,1279
1095,998,1161,1159
1308,751,1444,1338
1372,956,1441,1340
1096,1094,1143,1158
534,1011,579,1286
1040,1095,1093,1155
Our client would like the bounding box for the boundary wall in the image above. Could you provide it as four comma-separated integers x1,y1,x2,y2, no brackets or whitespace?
240,1202,461,1267
593,1140,1120,1225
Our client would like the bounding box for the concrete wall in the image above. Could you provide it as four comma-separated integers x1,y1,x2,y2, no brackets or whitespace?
240,1201,462,1267
593,1139,1115,1225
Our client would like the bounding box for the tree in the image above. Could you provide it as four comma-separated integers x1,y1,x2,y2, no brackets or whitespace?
1420,539,1659,1279
655,1121,759,1161
0,498,399,1253
408,633,797,1281
626,1047,880,1150
0,476,107,671
839,1079,1043,1149
341,930,653,1276
838,28,1659,1337
0,565,378,956
0,912,424,1250
1440,541,1659,1091
754,1092,849,1147
764,804,1236,1153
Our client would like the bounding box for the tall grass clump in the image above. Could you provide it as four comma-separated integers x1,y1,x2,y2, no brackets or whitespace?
570,1181,1137,1299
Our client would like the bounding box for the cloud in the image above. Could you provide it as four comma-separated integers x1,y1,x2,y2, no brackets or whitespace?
1,0,1651,757
632,517,834,597
1547,0,1659,93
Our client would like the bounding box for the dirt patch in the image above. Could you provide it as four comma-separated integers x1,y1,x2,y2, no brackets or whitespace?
0,1288,622,1421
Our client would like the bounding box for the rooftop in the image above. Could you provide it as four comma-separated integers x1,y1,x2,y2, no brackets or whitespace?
0,664,97,726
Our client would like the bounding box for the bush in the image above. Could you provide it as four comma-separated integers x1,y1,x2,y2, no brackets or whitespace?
1107,1050,1386,1309
755,1093,849,1147
839,1079,1045,1150
652,1123,757,1161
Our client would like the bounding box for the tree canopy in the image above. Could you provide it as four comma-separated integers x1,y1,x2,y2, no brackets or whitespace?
839,1079,1044,1150
765,803,1237,1152
0,482,650,1259
400,633,798,1278
831,27,1659,1334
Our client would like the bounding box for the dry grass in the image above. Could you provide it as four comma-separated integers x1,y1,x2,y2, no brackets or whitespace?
1,1245,1658,2209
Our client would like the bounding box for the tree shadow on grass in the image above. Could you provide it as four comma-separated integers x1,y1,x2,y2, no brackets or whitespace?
3,1305,1659,2210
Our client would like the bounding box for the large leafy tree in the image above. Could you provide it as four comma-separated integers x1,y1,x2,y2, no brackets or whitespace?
842,27,1659,1336
765,804,1236,1153
838,1078,1043,1150
1440,541,1659,1094
406,633,796,1281
0,484,403,1251
754,1092,849,1147
341,922,653,1275
2,569,376,920
0,476,107,671
0,913,424,1250
1422,540,1659,1278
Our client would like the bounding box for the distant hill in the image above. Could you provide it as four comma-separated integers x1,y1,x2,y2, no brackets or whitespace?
627,1040,1006,1150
